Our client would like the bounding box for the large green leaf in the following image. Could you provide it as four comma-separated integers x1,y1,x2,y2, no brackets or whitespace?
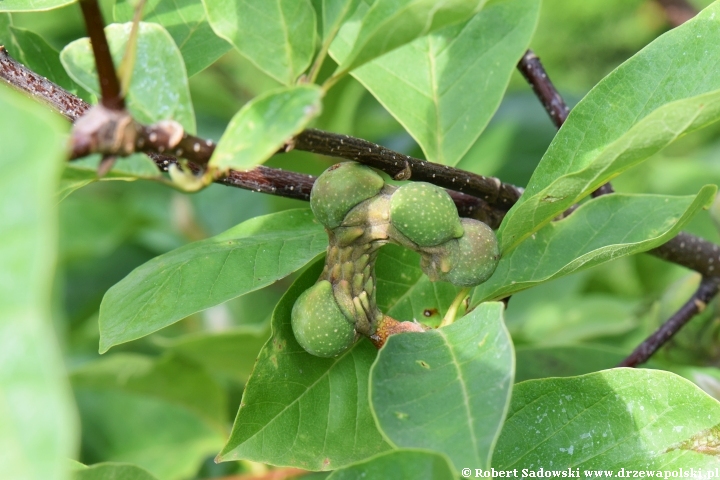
0,85,77,480
61,22,196,133
99,209,326,352
327,450,457,480
472,189,716,304
72,463,159,480
203,0,316,85
370,302,513,471
71,354,226,480
493,369,720,470
500,1,720,252
114,0,230,76
209,85,323,172
348,0,539,165
0,0,74,11
332,0,488,74
217,260,392,469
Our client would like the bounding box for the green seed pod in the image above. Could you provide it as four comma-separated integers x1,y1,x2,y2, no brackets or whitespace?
310,163,385,229
291,280,357,357
390,182,464,247
421,218,500,286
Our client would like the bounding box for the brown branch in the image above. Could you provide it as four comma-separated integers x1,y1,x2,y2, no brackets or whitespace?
618,277,720,367
78,0,124,110
2,43,719,288
517,50,569,129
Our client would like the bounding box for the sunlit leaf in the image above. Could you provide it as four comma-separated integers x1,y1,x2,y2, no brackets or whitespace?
370,302,513,471
500,2,720,251
209,85,323,172
61,22,196,132
473,189,716,304
494,369,720,470
0,84,77,480
203,0,316,85
99,209,326,352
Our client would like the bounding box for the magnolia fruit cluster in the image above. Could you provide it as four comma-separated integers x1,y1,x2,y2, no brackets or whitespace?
291,162,500,357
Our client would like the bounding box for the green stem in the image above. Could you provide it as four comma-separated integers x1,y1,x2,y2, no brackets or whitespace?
440,288,470,328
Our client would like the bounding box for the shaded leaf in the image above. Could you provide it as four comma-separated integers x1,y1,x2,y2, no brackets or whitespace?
71,354,226,480
98,209,326,352
0,84,77,480
327,450,457,480
210,85,323,172
114,0,230,76
376,244,463,328
370,302,513,470
472,189,716,304
59,154,163,202
0,0,74,12
217,260,392,469
61,22,196,132
348,0,539,165
333,0,488,74
156,327,270,383
204,0,316,85
515,345,628,383
500,3,720,251
72,463,159,480
320,0,361,42
493,369,720,470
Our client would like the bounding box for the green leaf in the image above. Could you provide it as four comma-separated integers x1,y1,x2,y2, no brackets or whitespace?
59,154,163,202
2,25,85,95
327,450,457,480
0,0,74,12
156,327,270,383
114,0,230,76
370,302,513,471
98,209,326,352
493,369,720,470
203,0,316,85
217,260,392,469
332,0,488,74
71,354,226,480
515,345,628,383
499,2,720,252
72,463,159,480
60,22,196,133
210,85,323,172
320,0,361,42
0,84,77,480
472,189,716,304
348,0,539,165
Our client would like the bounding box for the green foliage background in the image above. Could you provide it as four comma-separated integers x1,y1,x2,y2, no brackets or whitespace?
4,0,720,479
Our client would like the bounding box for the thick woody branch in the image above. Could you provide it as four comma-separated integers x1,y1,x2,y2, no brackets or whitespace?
618,277,720,367
2,43,719,346
78,0,124,110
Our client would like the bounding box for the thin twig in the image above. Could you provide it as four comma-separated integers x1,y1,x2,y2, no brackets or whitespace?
517,50,569,129
618,277,720,367
78,0,124,110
